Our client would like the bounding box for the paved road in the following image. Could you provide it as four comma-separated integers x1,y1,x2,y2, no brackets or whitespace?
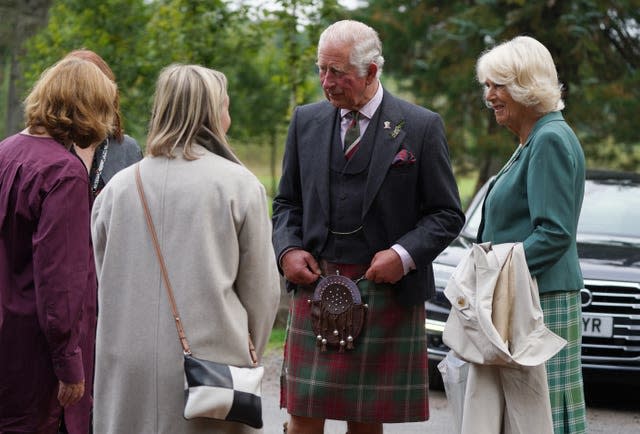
261,349,640,434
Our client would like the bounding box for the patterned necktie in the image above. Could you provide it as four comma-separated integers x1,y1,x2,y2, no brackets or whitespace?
343,111,361,159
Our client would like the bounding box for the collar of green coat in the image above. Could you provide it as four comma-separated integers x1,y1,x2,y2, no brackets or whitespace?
524,111,565,148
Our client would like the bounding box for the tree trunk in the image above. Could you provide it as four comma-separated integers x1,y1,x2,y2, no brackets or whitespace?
6,51,23,135
0,0,53,135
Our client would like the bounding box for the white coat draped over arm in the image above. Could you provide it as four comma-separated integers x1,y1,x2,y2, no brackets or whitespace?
443,242,566,434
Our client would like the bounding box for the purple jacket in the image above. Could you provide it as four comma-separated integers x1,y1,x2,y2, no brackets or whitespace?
0,133,96,433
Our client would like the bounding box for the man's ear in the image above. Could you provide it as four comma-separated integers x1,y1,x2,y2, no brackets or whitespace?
366,63,378,85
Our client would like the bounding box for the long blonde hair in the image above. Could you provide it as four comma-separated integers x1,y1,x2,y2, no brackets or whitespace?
146,64,239,163
24,57,116,148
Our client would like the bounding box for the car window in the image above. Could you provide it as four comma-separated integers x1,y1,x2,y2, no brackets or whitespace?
462,176,640,241
579,180,640,239
464,203,483,238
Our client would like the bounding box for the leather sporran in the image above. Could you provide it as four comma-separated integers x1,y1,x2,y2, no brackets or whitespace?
309,274,367,352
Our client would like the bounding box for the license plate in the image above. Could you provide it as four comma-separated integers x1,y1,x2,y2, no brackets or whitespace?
582,314,613,338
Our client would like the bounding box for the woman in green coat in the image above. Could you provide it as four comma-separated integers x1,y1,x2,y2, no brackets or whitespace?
475,36,587,434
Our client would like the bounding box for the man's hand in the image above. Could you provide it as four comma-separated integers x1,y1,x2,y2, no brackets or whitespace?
365,249,404,284
58,380,85,407
281,249,322,285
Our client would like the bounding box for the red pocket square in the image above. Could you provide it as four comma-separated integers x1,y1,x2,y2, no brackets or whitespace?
392,149,416,166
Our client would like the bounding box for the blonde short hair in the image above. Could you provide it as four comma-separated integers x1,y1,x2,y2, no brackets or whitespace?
146,64,237,162
476,36,564,113
24,57,117,148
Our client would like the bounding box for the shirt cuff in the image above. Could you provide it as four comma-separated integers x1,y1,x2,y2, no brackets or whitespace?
391,244,416,275
278,246,298,268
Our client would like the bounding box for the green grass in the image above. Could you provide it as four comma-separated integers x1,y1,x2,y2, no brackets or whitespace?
457,173,478,209
266,326,286,354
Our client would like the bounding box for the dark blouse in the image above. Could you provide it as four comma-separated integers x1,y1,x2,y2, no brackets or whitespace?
86,135,143,198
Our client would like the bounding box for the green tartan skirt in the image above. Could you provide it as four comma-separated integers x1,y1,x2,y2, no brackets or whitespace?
280,279,429,422
541,290,588,434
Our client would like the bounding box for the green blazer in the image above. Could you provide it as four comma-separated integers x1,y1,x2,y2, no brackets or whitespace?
478,111,586,294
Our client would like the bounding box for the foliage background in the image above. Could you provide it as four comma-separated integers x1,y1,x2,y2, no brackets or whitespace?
1,0,638,201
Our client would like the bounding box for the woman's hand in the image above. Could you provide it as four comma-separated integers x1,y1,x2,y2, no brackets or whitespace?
57,380,85,407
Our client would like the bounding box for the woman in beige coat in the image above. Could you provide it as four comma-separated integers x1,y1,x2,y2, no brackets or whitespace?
91,64,281,434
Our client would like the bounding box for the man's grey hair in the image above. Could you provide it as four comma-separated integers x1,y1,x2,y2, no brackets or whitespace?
318,20,385,78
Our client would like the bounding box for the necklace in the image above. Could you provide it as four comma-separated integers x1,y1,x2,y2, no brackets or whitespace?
91,138,109,195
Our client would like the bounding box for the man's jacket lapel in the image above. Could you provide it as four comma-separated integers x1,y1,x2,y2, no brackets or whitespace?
311,105,338,222
363,92,404,218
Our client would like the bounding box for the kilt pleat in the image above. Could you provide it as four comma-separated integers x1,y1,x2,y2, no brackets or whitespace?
541,291,588,434
280,279,429,423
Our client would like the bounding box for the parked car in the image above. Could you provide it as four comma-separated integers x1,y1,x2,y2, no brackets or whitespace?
426,169,640,388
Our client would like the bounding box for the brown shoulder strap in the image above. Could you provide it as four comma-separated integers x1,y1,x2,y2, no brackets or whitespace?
135,163,192,355
134,163,258,365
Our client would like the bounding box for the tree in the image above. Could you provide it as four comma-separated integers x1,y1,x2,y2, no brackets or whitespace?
357,0,640,190
234,0,343,196
0,0,53,136
20,0,150,137
15,0,343,189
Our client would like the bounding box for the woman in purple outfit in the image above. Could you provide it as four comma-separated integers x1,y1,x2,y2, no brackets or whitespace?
0,57,116,434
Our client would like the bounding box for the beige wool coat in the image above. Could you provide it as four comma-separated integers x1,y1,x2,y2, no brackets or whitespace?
91,145,281,434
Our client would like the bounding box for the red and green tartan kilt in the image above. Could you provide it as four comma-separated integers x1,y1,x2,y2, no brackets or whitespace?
280,279,429,423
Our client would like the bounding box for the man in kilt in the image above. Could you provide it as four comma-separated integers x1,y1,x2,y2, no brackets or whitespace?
272,20,465,434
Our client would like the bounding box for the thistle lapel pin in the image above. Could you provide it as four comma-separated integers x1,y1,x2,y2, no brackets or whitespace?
390,120,405,138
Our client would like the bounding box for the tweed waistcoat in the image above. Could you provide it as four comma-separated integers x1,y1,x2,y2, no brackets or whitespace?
321,113,377,264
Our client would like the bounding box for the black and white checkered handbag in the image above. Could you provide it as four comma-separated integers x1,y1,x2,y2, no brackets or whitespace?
136,164,264,429
183,354,264,428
